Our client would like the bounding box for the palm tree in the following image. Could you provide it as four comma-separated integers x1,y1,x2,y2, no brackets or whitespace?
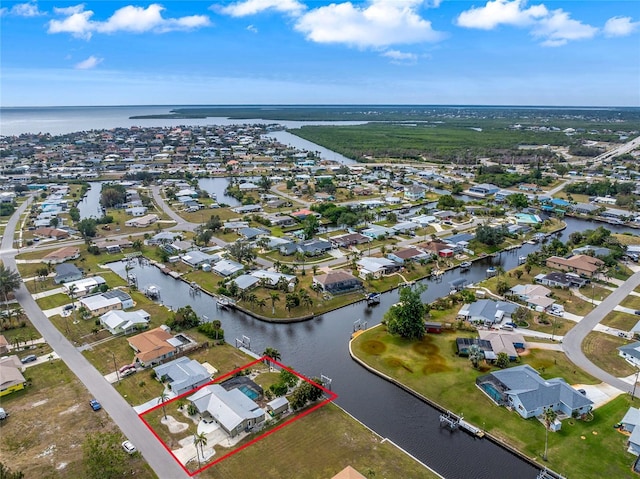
270,292,280,315
256,298,266,311
468,344,484,369
542,407,558,461
158,392,169,419
262,347,281,368
311,264,319,276
294,251,307,276
194,431,207,463
0,264,21,313
273,260,282,273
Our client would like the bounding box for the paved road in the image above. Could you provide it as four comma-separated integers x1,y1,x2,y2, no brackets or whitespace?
1,196,189,479
563,270,640,397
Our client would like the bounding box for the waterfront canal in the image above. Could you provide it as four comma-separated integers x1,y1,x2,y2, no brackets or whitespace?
108,218,633,478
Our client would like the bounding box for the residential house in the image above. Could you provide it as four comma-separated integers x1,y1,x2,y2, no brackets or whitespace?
147,232,180,246
620,407,640,455
0,335,8,355
618,341,640,369
101,289,134,309
33,227,69,240
80,294,122,317
476,365,593,423
181,251,215,269
361,225,394,239
54,263,82,284
456,337,494,358
404,185,426,201
231,274,260,291
467,183,499,197
153,357,211,396
572,203,600,215
187,384,265,437
42,246,81,264
239,227,269,241
62,276,107,297
0,356,26,397
125,206,147,216
212,259,245,277
357,257,400,279
392,221,419,235
457,299,519,326
125,213,158,228
313,270,363,295
329,233,371,248
387,247,431,264
508,284,555,310
546,255,604,277
92,239,133,252
232,204,262,214
534,272,589,289
100,309,150,335
477,330,525,360
249,270,296,289
299,239,332,256
128,326,183,367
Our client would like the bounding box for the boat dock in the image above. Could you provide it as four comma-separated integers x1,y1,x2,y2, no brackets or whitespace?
439,411,484,438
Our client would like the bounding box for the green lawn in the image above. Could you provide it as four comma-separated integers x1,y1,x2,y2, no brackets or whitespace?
582,331,636,377
601,311,640,332
352,325,635,479
621,295,640,311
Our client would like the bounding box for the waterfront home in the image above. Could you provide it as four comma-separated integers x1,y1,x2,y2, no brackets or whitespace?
618,341,640,369
601,208,631,221
147,232,180,246
249,270,296,289
546,255,604,278
54,263,82,284
571,203,600,215
43,246,81,264
572,245,611,258
181,251,215,269
620,406,640,455
457,299,518,326
153,357,211,396
357,257,400,279
404,185,426,201
0,356,27,397
92,238,133,252
476,365,593,425
313,270,363,295
387,247,431,264
231,274,260,291
128,326,183,367
212,258,244,277
100,309,150,335
187,383,265,438
508,284,555,310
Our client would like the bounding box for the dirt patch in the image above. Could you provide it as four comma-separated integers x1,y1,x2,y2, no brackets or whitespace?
59,404,80,415
31,399,48,407
383,357,413,373
361,340,387,355
412,340,439,356
161,415,189,434
422,362,450,374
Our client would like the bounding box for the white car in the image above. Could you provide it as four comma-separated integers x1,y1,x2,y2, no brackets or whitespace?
549,309,564,317
122,440,137,454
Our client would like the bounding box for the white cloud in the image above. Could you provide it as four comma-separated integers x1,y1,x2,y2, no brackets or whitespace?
53,5,85,16
533,9,598,47
382,49,417,64
457,0,596,46
294,0,444,48
247,24,258,33
1,1,45,17
48,3,211,39
456,0,547,30
74,55,103,69
604,16,640,37
217,0,305,17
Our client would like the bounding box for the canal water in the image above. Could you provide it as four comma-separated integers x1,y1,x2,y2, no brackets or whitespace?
108,218,632,478
77,181,104,220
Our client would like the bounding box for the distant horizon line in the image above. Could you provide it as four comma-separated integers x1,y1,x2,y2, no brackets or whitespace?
1,103,639,110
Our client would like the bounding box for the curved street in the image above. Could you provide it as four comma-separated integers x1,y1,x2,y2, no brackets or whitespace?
563,271,640,397
0,197,190,479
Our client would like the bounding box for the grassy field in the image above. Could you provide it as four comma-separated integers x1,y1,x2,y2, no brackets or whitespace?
0,360,154,479
601,311,640,332
202,402,441,479
351,325,637,479
621,295,640,311
582,331,636,377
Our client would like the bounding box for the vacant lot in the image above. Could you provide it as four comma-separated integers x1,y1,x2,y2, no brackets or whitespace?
203,402,440,479
0,360,154,478
602,311,640,332
582,331,636,377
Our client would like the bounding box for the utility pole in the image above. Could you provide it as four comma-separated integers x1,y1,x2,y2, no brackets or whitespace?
112,352,120,384
632,368,640,400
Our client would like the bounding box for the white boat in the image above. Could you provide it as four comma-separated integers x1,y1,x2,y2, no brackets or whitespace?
486,267,497,276
459,261,472,270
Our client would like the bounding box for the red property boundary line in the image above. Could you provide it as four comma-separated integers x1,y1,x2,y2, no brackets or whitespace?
139,356,338,477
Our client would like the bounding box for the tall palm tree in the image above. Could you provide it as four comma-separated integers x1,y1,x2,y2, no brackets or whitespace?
542,407,558,461
262,347,281,368
311,264,319,276
0,264,21,313
158,392,169,419
270,292,280,315
256,298,266,311
194,431,207,463
468,344,484,370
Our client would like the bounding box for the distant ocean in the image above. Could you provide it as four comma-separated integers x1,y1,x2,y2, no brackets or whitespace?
0,105,366,136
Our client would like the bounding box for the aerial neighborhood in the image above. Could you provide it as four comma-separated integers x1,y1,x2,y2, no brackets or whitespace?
1,108,640,479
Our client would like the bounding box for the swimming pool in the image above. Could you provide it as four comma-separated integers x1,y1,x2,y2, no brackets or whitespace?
515,213,541,225
239,385,260,400
480,382,504,403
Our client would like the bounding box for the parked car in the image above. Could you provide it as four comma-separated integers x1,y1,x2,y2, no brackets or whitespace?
549,310,564,317
89,399,102,411
635,310,640,316
505,322,518,328
20,354,37,364
63,304,76,311
121,440,137,454
121,368,136,377
118,364,136,374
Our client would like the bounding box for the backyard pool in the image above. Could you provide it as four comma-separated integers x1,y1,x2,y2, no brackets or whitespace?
480,382,504,403
239,385,260,401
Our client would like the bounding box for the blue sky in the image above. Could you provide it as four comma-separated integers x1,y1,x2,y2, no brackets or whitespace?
1,0,638,106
